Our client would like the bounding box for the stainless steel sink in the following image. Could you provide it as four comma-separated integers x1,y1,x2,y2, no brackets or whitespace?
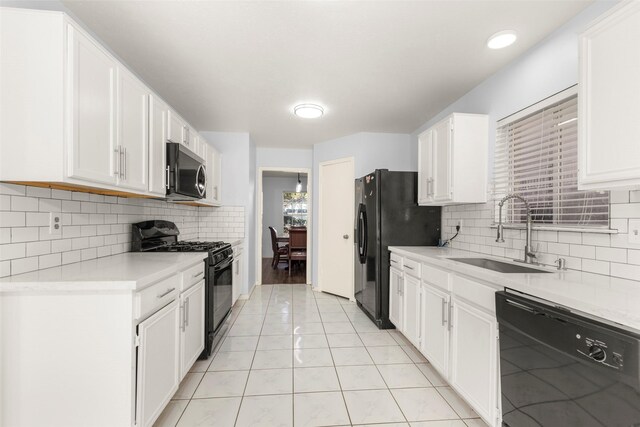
448,258,552,274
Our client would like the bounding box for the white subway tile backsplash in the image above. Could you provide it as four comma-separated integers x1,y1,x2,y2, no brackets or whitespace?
11,227,39,243
26,241,51,257
595,247,627,263
26,186,51,198
610,263,640,281
444,189,639,280
0,183,211,277
39,253,61,269
11,256,38,274
0,195,10,211
0,183,26,196
11,196,39,212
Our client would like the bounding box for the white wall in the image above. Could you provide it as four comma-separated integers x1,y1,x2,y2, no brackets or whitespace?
256,148,313,170
311,132,414,286
261,175,309,256
200,131,257,295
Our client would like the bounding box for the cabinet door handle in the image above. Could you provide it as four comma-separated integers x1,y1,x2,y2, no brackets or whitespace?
441,299,447,326
185,297,189,327
157,288,175,299
123,147,127,180
180,304,185,331
166,166,171,189
448,302,453,331
113,147,120,176
405,265,414,270
192,272,203,278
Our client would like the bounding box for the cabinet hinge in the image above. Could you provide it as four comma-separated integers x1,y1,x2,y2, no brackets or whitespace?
135,334,141,347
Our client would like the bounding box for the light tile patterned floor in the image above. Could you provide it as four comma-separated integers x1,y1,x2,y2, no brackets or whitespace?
154,284,489,427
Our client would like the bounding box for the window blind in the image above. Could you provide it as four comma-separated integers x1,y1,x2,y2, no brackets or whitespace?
493,87,609,227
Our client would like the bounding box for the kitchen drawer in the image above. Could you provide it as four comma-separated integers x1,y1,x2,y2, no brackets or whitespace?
390,253,403,269
422,263,450,291
135,274,179,321
180,261,205,292
451,275,496,313
403,257,421,278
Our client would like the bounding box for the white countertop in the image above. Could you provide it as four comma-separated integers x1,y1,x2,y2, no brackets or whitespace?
0,252,207,292
389,246,640,332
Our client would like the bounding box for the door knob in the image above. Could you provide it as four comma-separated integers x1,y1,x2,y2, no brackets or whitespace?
343,234,349,239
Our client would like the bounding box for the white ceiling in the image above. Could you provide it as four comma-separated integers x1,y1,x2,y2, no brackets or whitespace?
63,0,593,148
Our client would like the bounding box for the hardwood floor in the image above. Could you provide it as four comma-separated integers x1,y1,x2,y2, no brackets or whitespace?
261,257,306,284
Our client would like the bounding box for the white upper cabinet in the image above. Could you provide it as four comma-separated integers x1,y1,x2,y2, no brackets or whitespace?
149,95,168,196
67,24,118,186
578,1,640,190
208,146,222,205
117,67,149,191
418,113,488,206
167,109,185,145
0,9,210,199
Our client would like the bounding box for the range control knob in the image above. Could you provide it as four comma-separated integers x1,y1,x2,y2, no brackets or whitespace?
612,353,624,367
589,345,606,362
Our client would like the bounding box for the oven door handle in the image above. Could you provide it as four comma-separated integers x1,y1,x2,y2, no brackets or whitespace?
214,258,233,271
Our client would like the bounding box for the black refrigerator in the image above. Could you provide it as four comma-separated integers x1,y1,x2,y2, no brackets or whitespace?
354,170,441,329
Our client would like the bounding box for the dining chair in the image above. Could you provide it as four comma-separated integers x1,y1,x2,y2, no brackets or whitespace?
269,226,289,269
288,228,307,276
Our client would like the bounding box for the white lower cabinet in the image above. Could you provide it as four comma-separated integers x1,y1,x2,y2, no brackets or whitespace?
420,282,450,378
389,252,500,427
450,297,498,425
136,300,181,427
402,273,421,348
389,267,403,329
180,280,205,378
232,244,244,305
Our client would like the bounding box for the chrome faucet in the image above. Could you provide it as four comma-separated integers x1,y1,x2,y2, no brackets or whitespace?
496,194,538,264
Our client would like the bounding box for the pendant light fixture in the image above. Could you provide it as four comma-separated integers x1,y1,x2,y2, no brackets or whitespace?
296,173,302,192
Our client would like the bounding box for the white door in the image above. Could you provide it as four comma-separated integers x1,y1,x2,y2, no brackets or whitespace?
402,274,421,347
117,67,148,191
148,95,168,196
67,25,117,185
450,297,497,424
318,157,355,299
420,282,450,378
136,300,181,427
418,130,434,204
389,267,403,329
432,118,452,202
180,281,205,378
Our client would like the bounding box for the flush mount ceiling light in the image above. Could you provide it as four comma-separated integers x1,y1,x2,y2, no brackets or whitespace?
293,104,324,119
487,30,517,49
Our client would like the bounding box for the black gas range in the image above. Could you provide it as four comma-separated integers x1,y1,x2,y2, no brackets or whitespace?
132,220,233,358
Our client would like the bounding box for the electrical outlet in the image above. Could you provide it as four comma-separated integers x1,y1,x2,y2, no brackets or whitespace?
629,219,640,244
49,212,62,236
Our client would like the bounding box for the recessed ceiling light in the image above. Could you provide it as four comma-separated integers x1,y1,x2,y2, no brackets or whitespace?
487,30,517,49
294,104,324,119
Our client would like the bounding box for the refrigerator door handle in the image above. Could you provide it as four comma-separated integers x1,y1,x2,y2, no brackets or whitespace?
360,207,368,264
357,203,367,264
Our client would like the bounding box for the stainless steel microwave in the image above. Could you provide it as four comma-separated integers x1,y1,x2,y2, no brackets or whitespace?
166,142,206,201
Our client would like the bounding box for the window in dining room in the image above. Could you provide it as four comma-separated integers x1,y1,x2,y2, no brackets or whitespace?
283,191,308,228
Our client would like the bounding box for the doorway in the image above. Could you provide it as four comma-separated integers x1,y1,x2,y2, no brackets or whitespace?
257,168,312,285
318,157,355,300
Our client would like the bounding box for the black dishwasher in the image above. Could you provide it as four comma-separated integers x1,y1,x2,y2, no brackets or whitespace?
496,290,640,427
